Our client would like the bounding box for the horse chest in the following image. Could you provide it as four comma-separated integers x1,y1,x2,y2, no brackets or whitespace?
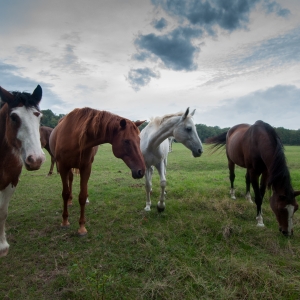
0,153,22,190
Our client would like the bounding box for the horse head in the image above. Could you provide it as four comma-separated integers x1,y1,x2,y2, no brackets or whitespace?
172,108,203,157
111,119,146,179
270,190,300,236
0,85,45,170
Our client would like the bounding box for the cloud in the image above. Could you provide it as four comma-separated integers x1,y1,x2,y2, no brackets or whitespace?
131,0,291,86
151,18,168,31
134,26,203,71
127,68,160,91
0,61,64,111
199,85,300,129
233,26,300,68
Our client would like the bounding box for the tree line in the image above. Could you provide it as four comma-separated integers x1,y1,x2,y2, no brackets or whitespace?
41,109,300,146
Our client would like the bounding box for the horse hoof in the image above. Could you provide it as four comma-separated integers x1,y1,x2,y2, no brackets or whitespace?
144,206,151,212
256,223,265,227
67,202,73,206
78,228,87,236
0,246,9,257
231,196,236,200
157,205,165,213
61,222,70,229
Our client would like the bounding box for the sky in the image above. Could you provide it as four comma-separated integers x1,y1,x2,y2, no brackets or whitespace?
1,0,300,130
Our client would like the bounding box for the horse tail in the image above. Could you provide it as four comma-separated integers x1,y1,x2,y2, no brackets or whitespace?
205,131,227,153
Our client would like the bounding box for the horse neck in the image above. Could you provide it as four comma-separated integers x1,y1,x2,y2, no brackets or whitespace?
147,116,181,150
83,111,119,147
0,105,8,149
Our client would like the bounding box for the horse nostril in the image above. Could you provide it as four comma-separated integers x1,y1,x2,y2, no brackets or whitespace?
138,170,143,177
198,149,203,154
27,155,34,163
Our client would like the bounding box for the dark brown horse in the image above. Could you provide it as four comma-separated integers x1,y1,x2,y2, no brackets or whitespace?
206,120,300,236
40,126,58,176
49,107,146,235
0,85,45,257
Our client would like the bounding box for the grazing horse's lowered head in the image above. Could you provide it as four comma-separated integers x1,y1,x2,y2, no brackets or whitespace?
0,85,45,170
111,119,146,179
270,189,300,236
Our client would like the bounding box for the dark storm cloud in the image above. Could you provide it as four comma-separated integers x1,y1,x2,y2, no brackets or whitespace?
127,68,160,91
152,18,168,31
200,85,300,129
134,26,203,71
130,0,290,90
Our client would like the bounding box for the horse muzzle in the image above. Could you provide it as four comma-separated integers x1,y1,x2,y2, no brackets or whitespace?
131,169,145,179
24,154,46,171
192,148,203,157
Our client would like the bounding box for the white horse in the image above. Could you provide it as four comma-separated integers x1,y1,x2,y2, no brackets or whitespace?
140,108,203,212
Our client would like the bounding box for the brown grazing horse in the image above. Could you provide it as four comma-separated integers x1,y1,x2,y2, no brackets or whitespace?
40,126,58,176
206,120,300,236
0,85,45,257
49,107,146,235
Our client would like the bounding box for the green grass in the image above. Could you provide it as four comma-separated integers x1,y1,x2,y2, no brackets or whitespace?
1,144,300,299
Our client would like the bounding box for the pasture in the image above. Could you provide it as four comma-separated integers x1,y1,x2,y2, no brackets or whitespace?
1,144,300,299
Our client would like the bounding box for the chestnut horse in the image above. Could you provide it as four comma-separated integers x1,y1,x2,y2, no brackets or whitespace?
49,107,146,235
0,85,45,257
40,126,58,176
206,120,300,236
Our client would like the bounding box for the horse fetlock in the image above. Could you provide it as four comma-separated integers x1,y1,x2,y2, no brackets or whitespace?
157,202,165,213
144,204,151,211
0,240,9,257
160,180,166,188
230,188,236,199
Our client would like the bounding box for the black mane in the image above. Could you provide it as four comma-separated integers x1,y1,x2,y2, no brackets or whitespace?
10,91,40,110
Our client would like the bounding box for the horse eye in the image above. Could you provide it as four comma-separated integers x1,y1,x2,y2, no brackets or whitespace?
124,140,130,145
10,113,19,123
186,127,192,132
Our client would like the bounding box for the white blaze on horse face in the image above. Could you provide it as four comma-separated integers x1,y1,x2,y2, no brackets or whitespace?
286,204,294,234
12,106,45,166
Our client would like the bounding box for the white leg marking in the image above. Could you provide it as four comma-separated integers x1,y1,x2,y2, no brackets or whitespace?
0,184,16,257
256,211,265,227
245,192,253,203
230,188,236,200
286,204,294,235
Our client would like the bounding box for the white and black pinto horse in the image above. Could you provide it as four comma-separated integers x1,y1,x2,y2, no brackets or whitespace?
140,108,203,212
0,85,45,257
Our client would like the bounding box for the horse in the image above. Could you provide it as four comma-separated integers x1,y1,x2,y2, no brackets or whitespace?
0,85,45,257
40,126,58,176
206,120,300,236
140,108,203,212
49,107,146,236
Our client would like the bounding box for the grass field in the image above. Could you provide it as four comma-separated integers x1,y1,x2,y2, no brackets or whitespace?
1,143,300,299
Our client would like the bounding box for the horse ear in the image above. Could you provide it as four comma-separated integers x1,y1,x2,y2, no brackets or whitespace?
120,119,127,129
294,191,300,197
135,120,146,127
190,109,196,117
32,85,42,103
0,86,13,104
182,107,189,120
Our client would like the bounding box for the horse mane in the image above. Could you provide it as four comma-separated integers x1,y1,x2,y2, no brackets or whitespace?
260,122,293,199
8,91,40,110
69,107,120,151
150,112,183,127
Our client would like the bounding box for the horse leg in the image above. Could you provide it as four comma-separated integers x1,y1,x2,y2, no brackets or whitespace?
245,171,253,203
77,166,92,236
67,170,74,206
60,167,71,228
249,171,264,227
0,185,15,257
259,170,268,199
156,159,167,212
144,166,154,211
228,160,236,199
47,156,55,176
